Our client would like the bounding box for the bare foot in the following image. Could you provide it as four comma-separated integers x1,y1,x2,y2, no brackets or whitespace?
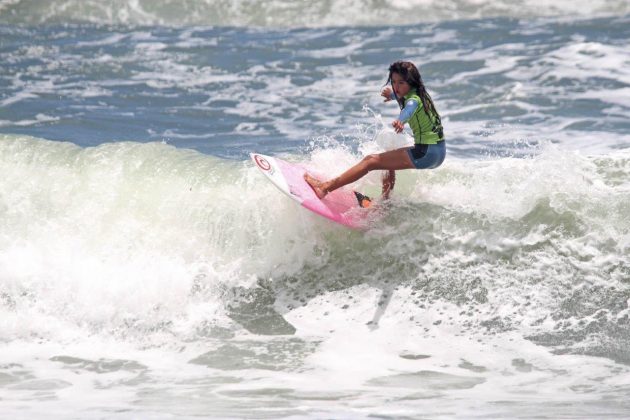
303,173,327,199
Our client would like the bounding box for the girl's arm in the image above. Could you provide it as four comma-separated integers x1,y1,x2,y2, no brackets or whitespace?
397,99,419,122
392,99,419,133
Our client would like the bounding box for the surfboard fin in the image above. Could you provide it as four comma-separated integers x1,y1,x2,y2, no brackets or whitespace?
354,191,372,208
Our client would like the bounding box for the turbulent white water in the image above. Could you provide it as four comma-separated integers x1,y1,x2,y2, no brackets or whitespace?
2,134,630,349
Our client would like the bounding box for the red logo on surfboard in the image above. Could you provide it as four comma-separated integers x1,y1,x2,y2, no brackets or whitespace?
254,154,271,171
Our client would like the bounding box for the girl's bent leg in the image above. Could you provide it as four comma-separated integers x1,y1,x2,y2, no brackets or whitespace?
305,147,413,197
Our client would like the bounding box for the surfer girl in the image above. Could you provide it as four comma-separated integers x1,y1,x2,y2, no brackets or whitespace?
305,60,445,200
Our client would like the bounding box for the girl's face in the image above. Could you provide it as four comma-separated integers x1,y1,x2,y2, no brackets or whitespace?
391,72,411,98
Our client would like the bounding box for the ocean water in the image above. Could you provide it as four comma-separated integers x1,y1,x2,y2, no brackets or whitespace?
1,0,630,418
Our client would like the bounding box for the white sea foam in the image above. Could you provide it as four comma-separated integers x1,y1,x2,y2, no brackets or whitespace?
1,134,627,340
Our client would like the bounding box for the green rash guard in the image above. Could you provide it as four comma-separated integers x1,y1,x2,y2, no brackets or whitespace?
400,91,444,145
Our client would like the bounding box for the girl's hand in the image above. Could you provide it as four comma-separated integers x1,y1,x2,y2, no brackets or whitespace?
381,87,393,102
392,120,404,133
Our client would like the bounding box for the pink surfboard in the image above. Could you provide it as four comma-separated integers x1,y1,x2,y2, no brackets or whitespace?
251,153,372,229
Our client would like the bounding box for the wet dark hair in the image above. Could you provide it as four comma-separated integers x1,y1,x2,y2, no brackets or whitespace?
386,61,440,119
